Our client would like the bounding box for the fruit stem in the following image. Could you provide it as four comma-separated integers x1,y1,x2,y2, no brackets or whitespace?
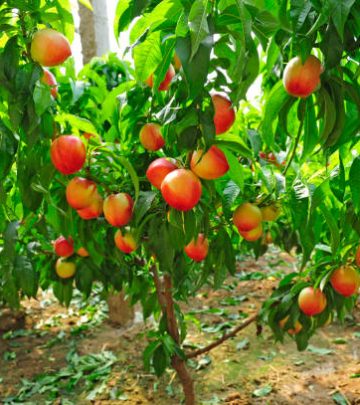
283,117,304,175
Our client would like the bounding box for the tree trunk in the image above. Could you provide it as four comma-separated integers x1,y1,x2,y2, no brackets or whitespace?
78,3,96,64
151,267,195,404
0,308,25,333
107,290,134,327
78,0,111,64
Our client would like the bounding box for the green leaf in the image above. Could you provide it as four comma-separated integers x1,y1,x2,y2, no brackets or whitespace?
133,31,162,82
113,155,140,202
301,96,318,159
216,134,253,160
236,338,250,350
114,0,133,37
262,81,290,148
14,256,38,297
176,34,212,99
152,344,168,376
319,87,337,144
134,191,157,225
332,392,350,405
188,0,210,60
330,0,356,40
252,385,272,397
220,149,244,190
349,156,360,213
0,121,18,180
55,113,98,134
307,345,334,356
319,204,340,254
33,83,52,116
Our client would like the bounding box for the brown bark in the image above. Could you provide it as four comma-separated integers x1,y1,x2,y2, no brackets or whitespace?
107,290,134,326
78,3,96,64
163,274,195,405
151,270,196,405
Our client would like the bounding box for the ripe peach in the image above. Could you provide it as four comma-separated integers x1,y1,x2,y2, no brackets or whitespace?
146,157,177,189
66,177,98,210
184,234,209,262
233,202,262,232
330,266,360,297
212,94,235,135
77,195,103,220
239,223,263,242
161,169,202,211
140,123,165,151
190,145,229,180
298,287,327,316
261,205,280,222
279,316,302,335
41,69,58,98
77,247,89,257
31,29,71,67
53,236,74,257
146,64,175,91
356,245,360,267
55,258,76,279
103,193,134,227
283,55,322,98
114,230,137,254
51,135,86,175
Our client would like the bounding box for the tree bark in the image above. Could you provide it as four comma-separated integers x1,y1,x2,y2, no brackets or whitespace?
107,290,134,326
78,3,96,64
151,268,196,405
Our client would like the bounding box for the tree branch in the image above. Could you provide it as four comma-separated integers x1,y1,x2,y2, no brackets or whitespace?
150,265,166,312
186,313,258,359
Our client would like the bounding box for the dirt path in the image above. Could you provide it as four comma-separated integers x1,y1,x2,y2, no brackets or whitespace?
1,251,359,404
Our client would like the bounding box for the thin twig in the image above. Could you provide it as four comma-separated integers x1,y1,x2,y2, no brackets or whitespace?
186,313,258,359
283,118,304,176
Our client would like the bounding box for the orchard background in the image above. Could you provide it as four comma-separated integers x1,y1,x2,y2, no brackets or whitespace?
0,0,360,404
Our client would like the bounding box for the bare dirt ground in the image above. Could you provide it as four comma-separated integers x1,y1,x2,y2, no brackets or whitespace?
1,250,360,404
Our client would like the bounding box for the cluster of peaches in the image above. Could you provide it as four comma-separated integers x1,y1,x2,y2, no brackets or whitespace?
279,254,360,335
31,28,324,281
232,202,280,242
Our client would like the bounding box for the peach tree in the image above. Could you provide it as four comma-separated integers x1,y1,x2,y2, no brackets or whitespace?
0,0,360,403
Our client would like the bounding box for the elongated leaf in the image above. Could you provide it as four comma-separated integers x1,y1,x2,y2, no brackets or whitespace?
262,81,290,148
319,204,340,254
176,35,212,99
301,96,318,159
188,0,209,60
319,87,337,144
221,148,244,190
55,113,98,135
216,134,253,159
113,155,140,202
329,0,356,40
0,121,18,180
114,0,132,38
349,156,360,213
133,31,162,82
